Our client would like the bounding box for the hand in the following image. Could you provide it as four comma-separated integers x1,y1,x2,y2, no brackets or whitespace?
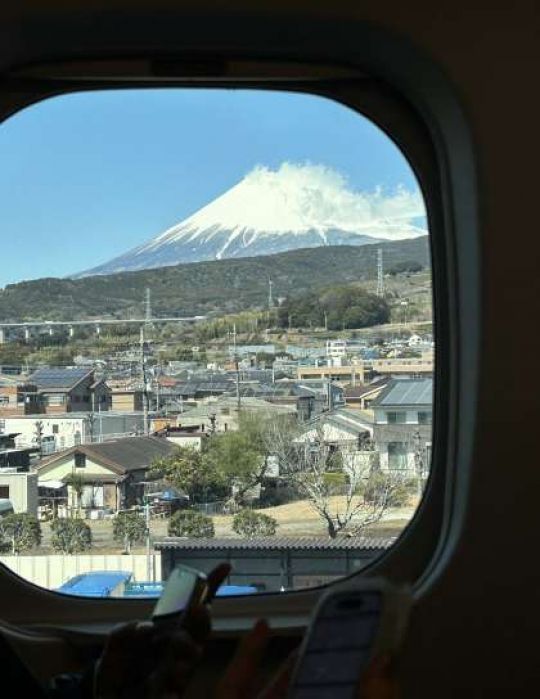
95,563,230,699
216,619,399,699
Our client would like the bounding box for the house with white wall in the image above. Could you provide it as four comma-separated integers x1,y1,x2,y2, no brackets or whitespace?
2,412,147,454
371,378,433,476
36,436,176,514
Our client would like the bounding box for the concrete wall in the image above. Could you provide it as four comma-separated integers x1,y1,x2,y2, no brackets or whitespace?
373,423,432,474
0,472,38,515
166,435,203,450
0,553,161,590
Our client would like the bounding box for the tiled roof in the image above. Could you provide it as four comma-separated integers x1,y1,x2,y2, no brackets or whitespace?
38,436,175,474
155,536,395,551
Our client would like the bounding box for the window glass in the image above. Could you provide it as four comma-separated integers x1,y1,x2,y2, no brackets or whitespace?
418,411,432,425
387,411,407,424
387,442,408,470
0,89,433,596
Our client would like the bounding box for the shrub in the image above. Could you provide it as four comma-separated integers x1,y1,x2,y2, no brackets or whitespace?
51,518,92,554
168,510,215,538
113,511,147,553
363,472,417,507
0,513,41,554
322,471,347,491
232,509,278,538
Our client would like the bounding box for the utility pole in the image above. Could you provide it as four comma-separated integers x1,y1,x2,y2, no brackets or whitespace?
268,279,274,308
145,499,152,581
236,360,241,413
376,248,385,298
140,325,150,436
145,287,152,324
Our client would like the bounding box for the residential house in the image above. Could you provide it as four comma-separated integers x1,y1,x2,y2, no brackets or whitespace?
161,428,206,451
29,367,111,414
110,388,144,412
343,378,390,411
36,436,176,513
222,380,339,421
294,408,376,478
0,472,38,516
178,396,296,433
0,432,33,471
296,363,365,385
370,378,433,476
0,429,37,517
4,412,147,453
174,379,235,401
0,381,42,417
297,408,374,447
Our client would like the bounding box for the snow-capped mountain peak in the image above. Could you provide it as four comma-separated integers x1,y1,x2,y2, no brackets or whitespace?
78,162,427,276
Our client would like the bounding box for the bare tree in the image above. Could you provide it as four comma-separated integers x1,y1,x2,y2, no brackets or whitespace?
262,419,404,539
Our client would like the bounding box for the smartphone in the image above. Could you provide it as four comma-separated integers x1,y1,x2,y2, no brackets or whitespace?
152,564,208,625
288,578,412,699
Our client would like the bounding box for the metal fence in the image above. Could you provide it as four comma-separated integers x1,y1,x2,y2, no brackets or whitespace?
192,500,228,515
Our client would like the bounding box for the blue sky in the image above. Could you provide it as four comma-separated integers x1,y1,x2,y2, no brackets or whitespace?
0,89,420,287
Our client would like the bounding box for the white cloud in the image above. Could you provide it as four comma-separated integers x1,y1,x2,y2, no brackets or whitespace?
155,161,427,246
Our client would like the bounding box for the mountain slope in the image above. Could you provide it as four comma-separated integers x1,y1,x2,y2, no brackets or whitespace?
78,163,426,276
0,238,430,322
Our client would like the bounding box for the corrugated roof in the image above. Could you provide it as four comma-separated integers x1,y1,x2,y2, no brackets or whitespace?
371,378,433,407
155,536,395,551
29,367,93,390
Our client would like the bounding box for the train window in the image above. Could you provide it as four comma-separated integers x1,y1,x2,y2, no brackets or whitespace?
0,89,432,596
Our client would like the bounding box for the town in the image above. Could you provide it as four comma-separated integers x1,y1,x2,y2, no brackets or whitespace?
0,269,433,593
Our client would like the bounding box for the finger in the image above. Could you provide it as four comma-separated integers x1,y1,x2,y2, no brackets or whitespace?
100,621,144,664
216,620,270,699
182,604,212,644
152,627,202,659
258,649,299,699
206,563,232,601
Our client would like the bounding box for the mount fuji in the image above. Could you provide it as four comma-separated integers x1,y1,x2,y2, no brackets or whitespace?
78,163,427,277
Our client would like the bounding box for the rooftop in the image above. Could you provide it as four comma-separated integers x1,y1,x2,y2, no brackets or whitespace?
155,536,395,551
371,378,433,408
29,367,93,390
38,436,176,473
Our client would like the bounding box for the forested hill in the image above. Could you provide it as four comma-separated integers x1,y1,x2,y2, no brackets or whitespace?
0,237,430,322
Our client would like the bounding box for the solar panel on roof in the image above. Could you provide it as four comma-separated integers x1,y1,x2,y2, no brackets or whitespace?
29,367,91,388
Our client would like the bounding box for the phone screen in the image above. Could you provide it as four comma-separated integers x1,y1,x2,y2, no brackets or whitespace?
152,565,207,619
290,591,383,699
